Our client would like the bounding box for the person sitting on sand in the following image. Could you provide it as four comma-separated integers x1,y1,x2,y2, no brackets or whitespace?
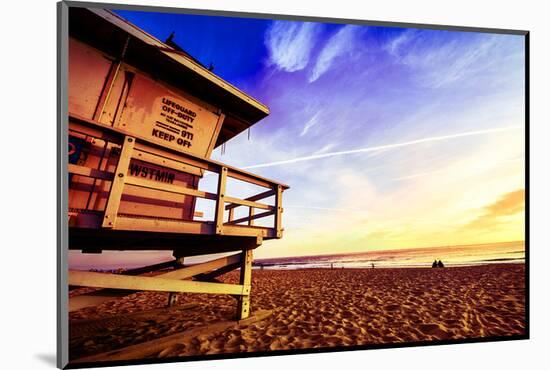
432,260,438,268
437,260,445,268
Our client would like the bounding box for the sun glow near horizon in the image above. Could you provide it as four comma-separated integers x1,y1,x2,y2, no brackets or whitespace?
249,121,525,259
247,126,525,259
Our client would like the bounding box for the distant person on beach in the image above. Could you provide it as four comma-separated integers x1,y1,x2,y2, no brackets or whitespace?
437,260,445,268
432,260,438,268
371,263,375,269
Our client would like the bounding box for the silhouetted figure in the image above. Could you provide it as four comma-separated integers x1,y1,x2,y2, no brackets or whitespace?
371,263,375,269
432,260,438,268
437,260,445,268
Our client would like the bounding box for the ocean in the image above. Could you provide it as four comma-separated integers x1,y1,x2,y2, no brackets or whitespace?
254,241,525,269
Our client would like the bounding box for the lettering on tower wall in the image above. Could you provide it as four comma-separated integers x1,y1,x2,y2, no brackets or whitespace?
152,97,198,149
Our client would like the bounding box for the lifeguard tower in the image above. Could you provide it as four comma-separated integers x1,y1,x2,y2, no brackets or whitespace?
67,8,288,320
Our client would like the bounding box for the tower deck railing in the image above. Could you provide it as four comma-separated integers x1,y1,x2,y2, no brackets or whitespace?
68,113,288,242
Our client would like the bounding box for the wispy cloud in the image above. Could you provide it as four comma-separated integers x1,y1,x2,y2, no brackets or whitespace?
300,112,321,136
286,205,365,213
384,29,417,57
242,125,521,169
399,34,507,88
391,168,448,182
313,142,337,154
391,156,524,182
309,25,363,82
265,21,321,72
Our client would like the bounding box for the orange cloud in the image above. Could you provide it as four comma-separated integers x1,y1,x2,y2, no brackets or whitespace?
465,189,525,230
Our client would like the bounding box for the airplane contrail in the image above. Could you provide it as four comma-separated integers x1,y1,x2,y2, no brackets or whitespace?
242,125,522,170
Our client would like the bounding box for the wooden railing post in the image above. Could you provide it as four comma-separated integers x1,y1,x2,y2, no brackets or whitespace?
102,136,135,228
168,256,185,307
237,249,253,320
215,167,228,235
248,207,255,226
274,185,283,238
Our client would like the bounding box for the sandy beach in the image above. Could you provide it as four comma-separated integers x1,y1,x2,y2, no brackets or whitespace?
69,263,526,362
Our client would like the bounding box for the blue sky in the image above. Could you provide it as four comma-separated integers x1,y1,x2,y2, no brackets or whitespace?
72,9,525,267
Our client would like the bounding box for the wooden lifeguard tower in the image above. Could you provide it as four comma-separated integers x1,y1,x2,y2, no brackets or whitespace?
67,8,288,320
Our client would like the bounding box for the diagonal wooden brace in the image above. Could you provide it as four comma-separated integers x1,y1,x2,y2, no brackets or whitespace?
69,270,248,296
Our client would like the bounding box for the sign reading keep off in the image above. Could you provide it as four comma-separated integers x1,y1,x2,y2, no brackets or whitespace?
118,71,221,157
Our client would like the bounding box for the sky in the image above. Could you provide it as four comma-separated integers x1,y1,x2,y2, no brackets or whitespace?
70,9,525,268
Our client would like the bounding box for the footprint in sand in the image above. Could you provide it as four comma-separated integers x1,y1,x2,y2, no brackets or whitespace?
226,335,243,348
384,304,400,311
419,323,440,334
258,334,272,345
364,297,378,304
418,323,451,339
209,339,225,351
158,343,185,358
322,336,343,346
269,340,284,350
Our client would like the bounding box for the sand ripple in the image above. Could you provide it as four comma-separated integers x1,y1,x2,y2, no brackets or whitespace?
69,264,525,361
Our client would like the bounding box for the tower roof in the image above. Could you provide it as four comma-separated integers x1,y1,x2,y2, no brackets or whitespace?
69,7,270,147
